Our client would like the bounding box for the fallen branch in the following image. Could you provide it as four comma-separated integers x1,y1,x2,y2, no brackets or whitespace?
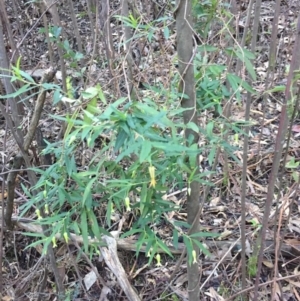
6,216,300,260
100,235,141,301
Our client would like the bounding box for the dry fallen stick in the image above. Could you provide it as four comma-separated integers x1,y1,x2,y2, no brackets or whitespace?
100,235,141,301
6,217,300,259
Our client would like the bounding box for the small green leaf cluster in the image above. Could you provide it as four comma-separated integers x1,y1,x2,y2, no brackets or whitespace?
0,58,60,102
192,0,222,38
195,46,256,116
39,25,84,70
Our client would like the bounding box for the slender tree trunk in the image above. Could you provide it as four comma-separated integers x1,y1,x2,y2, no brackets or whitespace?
175,1,200,300
0,15,22,127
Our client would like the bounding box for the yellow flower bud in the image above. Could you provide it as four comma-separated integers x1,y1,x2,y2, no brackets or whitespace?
111,202,114,213
124,197,131,212
156,253,162,267
234,133,239,145
63,232,69,243
147,247,153,257
44,204,49,215
148,166,156,187
36,209,42,220
192,249,197,264
52,236,57,248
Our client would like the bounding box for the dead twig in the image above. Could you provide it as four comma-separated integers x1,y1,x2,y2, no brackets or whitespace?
100,235,141,301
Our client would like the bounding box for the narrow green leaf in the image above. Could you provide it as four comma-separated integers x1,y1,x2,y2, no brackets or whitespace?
179,162,192,174
97,84,107,104
82,177,97,206
70,222,81,235
83,97,97,124
121,227,143,238
266,85,285,93
0,83,31,99
82,87,98,99
53,89,62,104
139,183,147,215
208,148,216,166
22,232,45,238
15,69,35,83
206,122,214,138
102,97,127,118
114,129,128,152
140,140,151,163
135,232,146,257
241,48,256,60
183,236,193,266
189,144,198,168
144,238,154,257
42,83,59,90
65,155,76,176
186,122,199,133
87,210,101,241
127,115,136,129
76,170,98,178
226,73,241,102
157,239,173,257
192,239,212,257
164,26,169,39
24,238,47,250
189,232,219,238
241,80,256,93
116,140,142,162
147,244,158,265
106,200,113,227
244,57,256,81
173,221,191,229
16,56,21,73
198,45,218,52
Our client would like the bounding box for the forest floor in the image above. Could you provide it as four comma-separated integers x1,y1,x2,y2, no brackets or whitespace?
2,0,300,300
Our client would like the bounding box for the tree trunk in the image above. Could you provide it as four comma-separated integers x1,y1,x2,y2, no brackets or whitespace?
175,1,200,300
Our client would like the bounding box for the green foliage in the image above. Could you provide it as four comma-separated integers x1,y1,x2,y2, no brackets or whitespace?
13,0,259,266
285,157,300,182
115,14,171,44
195,46,256,116
247,255,257,277
61,39,84,68
0,60,60,103
18,78,224,262
192,0,221,38
39,25,62,41
39,25,84,70
193,0,257,118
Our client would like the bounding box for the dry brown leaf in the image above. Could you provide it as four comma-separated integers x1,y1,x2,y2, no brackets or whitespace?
210,197,220,206
262,260,274,268
1,296,13,301
174,273,188,286
205,287,225,300
217,230,232,240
